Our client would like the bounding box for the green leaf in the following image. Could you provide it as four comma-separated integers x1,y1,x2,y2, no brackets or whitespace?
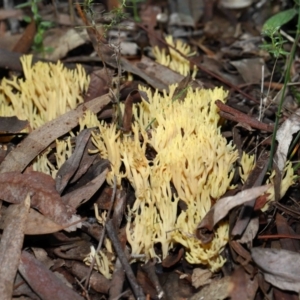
44,46,54,53
34,33,43,45
40,21,53,28
23,15,32,23
31,4,38,15
262,8,298,34
15,2,32,8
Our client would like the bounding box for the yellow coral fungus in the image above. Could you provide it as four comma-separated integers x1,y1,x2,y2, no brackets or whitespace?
0,55,90,130
32,137,73,178
0,55,91,178
91,122,125,186
92,84,240,270
92,82,295,270
239,152,256,183
153,35,197,77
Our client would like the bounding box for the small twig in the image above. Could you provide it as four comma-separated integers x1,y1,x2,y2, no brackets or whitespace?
109,257,125,299
258,234,300,239
215,100,274,132
75,278,91,300
106,219,146,300
84,176,117,289
141,259,164,299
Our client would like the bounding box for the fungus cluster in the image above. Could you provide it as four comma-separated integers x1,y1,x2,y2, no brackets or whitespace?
0,55,89,130
153,35,197,77
92,85,239,270
92,81,295,270
0,55,90,176
0,51,295,273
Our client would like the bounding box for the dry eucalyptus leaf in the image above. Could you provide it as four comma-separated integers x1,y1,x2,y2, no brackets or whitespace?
62,168,108,210
125,56,184,91
252,248,300,293
230,58,270,84
236,217,259,244
56,129,92,194
44,28,89,61
0,116,29,134
0,171,80,231
276,108,300,172
19,251,84,300
189,276,232,300
191,268,213,289
0,194,30,299
196,184,271,243
22,209,65,235
70,262,110,294
0,206,64,235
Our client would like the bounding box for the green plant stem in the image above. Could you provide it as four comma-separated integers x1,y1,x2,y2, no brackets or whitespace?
268,5,300,170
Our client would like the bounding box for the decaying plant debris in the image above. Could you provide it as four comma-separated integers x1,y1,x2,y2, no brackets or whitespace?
1,0,300,299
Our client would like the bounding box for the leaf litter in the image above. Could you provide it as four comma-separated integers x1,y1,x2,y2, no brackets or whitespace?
0,0,300,299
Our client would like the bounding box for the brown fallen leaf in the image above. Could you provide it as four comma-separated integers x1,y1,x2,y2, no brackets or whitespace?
231,152,269,238
229,267,258,300
0,205,65,235
69,138,98,184
56,129,92,194
196,184,271,243
0,116,29,134
110,258,126,299
19,251,84,300
276,213,300,252
70,261,110,294
84,68,113,102
13,273,41,299
122,55,184,91
12,20,36,54
276,108,300,172
162,247,185,268
0,194,30,300
62,168,108,210
251,247,300,293
189,276,231,300
0,171,80,231
191,268,213,289
122,90,141,133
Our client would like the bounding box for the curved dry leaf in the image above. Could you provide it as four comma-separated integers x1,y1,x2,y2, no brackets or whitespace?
56,129,92,194
122,90,140,133
0,171,79,230
252,247,300,293
0,116,29,134
0,194,30,299
0,205,63,235
276,108,300,171
25,208,63,235
19,251,84,300
196,184,271,243
62,168,108,209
